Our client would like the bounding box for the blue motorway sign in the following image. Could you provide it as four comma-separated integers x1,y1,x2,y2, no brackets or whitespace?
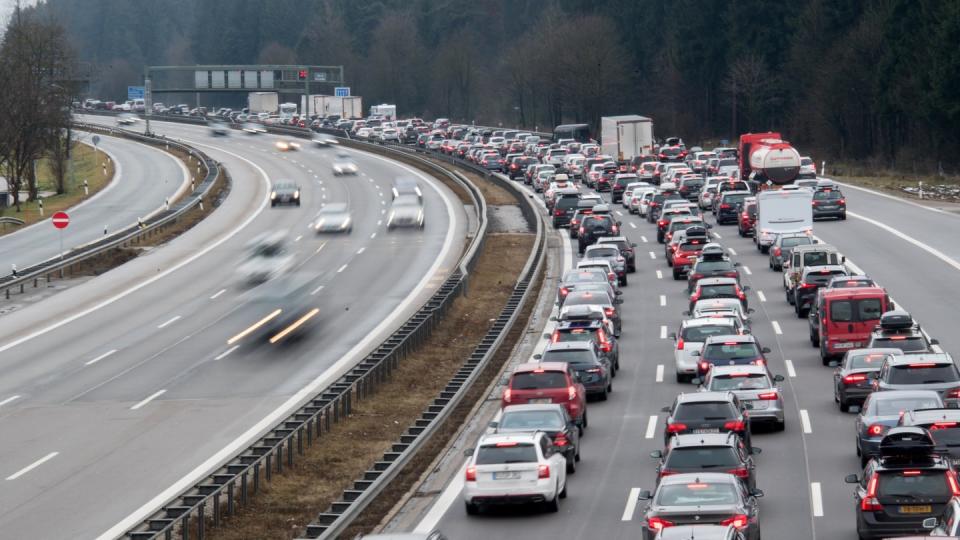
334,87,351,97
127,86,145,100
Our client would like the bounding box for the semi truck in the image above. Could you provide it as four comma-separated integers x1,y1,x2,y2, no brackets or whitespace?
738,132,801,184
600,115,654,161
369,104,396,120
299,95,364,119
248,92,279,115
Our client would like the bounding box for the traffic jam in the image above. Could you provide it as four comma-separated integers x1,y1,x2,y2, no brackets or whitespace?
410,121,959,539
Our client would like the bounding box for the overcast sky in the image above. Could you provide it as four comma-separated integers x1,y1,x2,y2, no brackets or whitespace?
0,0,38,28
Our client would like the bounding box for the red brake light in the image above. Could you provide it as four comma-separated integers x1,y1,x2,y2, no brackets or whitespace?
604,307,615,317
724,420,746,431
861,473,883,511
727,467,750,479
495,441,518,447
666,423,687,433
568,386,577,401
676,338,685,350
503,388,512,403
554,433,569,447
842,374,868,384
648,517,674,531
720,513,749,530
538,464,550,479
551,330,560,342
465,465,477,481
699,361,711,372
757,391,778,400
720,203,731,209
948,471,960,496
902,470,922,476
773,247,781,256
908,363,937,368
867,424,887,437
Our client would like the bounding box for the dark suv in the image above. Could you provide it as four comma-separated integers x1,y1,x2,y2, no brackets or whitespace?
867,310,940,354
696,335,770,378
715,191,752,224
552,193,581,229
661,391,752,450
651,432,759,492
845,427,960,540
551,319,620,375
538,341,612,401
578,214,620,254
813,187,847,220
792,265,849,317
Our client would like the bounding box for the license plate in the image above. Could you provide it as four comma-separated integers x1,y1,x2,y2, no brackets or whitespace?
900,505,932,514
834,342,856,349
494,471,521,480
693,428,719,434
528,398,552,404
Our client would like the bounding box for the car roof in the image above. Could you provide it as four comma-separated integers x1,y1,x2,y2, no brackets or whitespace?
677,391,736,404
902,408,960,425
695,298,743,309
501,403,567,414
710,364,768,376
597,236,629,243
801,265,847,275
681,317,737,328
514,362,568,373
670,433,738,447
478,432,540,445
793,244,839,253
885,353,952,366
559,304,605,316
656,526,735,540
870,389,943,402
821,286,887,299
557,320,603,330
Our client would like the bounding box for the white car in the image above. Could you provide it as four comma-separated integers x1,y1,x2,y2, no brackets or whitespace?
622,181,652,208
629,187,655,215
116,113,137,125
236,232,294,285
690,298,753,329
670,316,743,383
332,152,359,175
637,190,655,217
462,431,568,514
355,127,374,140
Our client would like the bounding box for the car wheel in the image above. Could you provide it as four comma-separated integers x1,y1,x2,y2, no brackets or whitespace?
672,269,681,280
676,372,686,383
775,420,786,432
566,456,576,474
666,256,673,267
620,276,627,286
841,212,847,221
465,501,480,515
810,330,818,346
582,410,588,429
608,380,613,393
738,228,745,237
559,480,568,499
599,389,608,401
820,345,831,366
786,289,794,304
840,399,850,413
546,494,560,513
769,259,773,269
760,245,769,254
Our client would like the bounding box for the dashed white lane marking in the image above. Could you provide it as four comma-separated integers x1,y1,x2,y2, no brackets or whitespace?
659,295,666,306
656,270,663,279
357,247,365,255
157,316,181,329
655,364,664,382
310,285,325,295
811,482,824,517
641,235,648,243
6,452,58,481
649,251,656,259
337,264,348,273
377,220,383,226
645,415,658,439
629,222,637,229
757,290,767,302
772,321,783,335
742,266,752,275
800,409,812,433
294,235,303,242
622,488,642,521
728,247,738,255
0,395,21,407
315,243,327,254
131,389,166,411
616,210,623,216
214,346,238,361
713,232,722,239
660,325,667,339
785,360,797,377
370,233,376,239
209,289,226,300
85,349,117,366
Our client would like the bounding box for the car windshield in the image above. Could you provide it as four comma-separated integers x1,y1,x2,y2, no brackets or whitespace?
674,402,737,421
803,252,837,266
814,190,843,200
556,197,580,210
699,284,737,298
476,443,538,465
872,396,942,416
804,270,847,285
848,352,893,369
709,373,770,391
719,159,737,167
511,371,567,390
665,447,740,469
781,236,812,248
695,261,735,273
543,350,595,363
556,328,597,343
499,410,565,430
588,247,620,259
679,242,705,253
563,292,610,307
703,343,760,361
878,472,949,497
922,424,960,448
681,325,736,342
722,194,748,205
888,364,960,385
656,482,739,506
872,336,929,353
829,299,884,322
564,270,606,283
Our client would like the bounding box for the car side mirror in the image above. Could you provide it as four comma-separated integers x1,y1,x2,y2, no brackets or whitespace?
751,447,762,455
660,406,672,413
841,255,846,263
615,290,624,295
773,374,785,382
761,347,771,354
463,448,474,458
922,517,938,530
931,339,940,345
751,489,764,498
844,474,860,484
733,262,741,267
691,377,702,386
669,332,677,341
650,450,663,459
828,361,839,368
488,421,499,429
637,489,653,500
533,353,543,360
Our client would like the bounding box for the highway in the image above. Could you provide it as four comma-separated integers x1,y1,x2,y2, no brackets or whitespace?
0,133,189,270
0,117,468,539
407,171,960,539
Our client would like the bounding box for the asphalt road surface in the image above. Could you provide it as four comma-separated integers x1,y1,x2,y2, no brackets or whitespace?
0,117,468,539
1,133,188,270
415,172,960,539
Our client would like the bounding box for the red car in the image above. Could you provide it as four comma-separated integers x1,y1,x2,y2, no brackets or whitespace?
671,238,706,279
737,199,757,237
502,362,587,429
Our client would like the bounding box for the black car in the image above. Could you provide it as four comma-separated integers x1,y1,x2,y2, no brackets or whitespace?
651,433,759,491
537,341,612,400
568,207,594,239
492,404,581,473
561,289,623,337
714,191,751,224
639,472,762,540
648,191,685,222
508,156,538,179
792,265,849,317
596,166,618,192
687,257,741,294
813,187,847,220
695,335,770,379
661,392,752,450
552,193,581,229
270,180,300,207
832,348,902,412
898,408,960,466
678,177,704,201
596,236,637,273
867,310,939,354
552,319,620,375
577,214,620,254
845,427,959,540
611,175,637,203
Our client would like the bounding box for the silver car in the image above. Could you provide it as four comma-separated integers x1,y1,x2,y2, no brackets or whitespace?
697,365,786,431
332,152,359,175
583,245,628,286
690,298,754,330
236,232,294,285
671,317,744,383
387,195,424,230
313,203,352,233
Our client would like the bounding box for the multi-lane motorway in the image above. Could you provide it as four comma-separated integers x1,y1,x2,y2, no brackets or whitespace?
410,173,960,539
0,117,468,539
1,133,188,270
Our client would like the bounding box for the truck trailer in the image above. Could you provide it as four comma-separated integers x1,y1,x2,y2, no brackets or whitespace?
600,115,654,162
248,92,279,115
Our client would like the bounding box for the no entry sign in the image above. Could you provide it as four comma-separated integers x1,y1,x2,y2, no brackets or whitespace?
52,211,70,229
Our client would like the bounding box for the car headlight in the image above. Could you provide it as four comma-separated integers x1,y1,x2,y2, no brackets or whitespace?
415,186,422,197
270,191,277,199
315,219,325,230
293,190,300,199
334,166,342,173
388,211,395,224
340,218,351,229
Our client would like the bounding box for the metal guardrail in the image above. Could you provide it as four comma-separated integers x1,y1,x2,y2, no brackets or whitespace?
0,123,220,300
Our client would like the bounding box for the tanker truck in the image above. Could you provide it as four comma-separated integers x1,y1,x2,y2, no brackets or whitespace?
738,132,801,185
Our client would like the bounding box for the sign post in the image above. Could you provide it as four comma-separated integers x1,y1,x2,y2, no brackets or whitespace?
52,211,69,260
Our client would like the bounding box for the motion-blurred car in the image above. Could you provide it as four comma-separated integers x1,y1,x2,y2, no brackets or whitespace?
387,195,424,230
332,152,359,175
275,140,301,151
270,180,300,207
236,232,294,284
312,136,338,147
313,203,352,233
392,176,423,202
242,122,266,134
116,113,137,125
208,121,229,136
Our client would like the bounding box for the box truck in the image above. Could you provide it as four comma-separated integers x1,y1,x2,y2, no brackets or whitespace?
754,187,813,253
601,115,654,162
248,92,279,115
369,104,396,120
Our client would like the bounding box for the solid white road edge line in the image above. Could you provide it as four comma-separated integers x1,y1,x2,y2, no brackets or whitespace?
785,360,797,378
811,482,824,517
800,409,812,433
848,210,960,272
85,349,117,366
130,389,166,411
5,452,59,481
413,461,468,533
96,130,461,540
622,487,642,521
645,415,658,439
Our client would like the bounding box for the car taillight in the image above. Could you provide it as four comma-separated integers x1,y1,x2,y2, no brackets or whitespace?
699,361,710,372
724,272,738,278
554,209,564,216
608,272,616,282
690,273,703,281
948,471,960,496
840,198,846,205
867,424,887,437
551,330,560,342
503,388,512,403
861,473,883,511
568,386,577,401
773,247,781,257
800,283,817,289
658,468,677,477
727,467,750,479
586,367,602,374
843,374,868,384
690,291,701,303
676,338,685,350
648,516,674,531
604,307,615,317
948,388,960,399
757,391,778,400
724,420,746,431
737,288,746,300
720,514,749,530
579,226,585,234
752,358,765,367
720,203,731,209
554,433,569,447
465,466,477,481
560,287,569,297
538,464,550,479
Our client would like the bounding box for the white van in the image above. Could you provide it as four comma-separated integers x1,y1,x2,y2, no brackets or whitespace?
755,188,813,253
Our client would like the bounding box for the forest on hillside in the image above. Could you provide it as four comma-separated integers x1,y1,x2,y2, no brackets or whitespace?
28,0,960,171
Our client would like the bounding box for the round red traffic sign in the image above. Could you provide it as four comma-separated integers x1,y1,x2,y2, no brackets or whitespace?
52,211,70,229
